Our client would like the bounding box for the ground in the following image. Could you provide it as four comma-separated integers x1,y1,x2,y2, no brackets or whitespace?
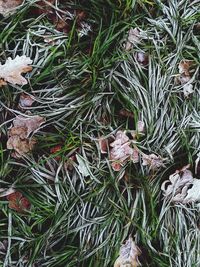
0,0,200,267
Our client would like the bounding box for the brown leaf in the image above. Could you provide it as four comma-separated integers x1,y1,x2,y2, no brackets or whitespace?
7,192,31,213
135,51,148,66
114,237,141,267
19,93,35,108
0,79,7,87
161,165,200,204
110,131,139,171
125,28,141,51
13,115,45,137
178,60,194,76
7,136,36,158
0,0,23,16
176,60,196,98
7,114,45,158
98,137,109,154
0,56,32,86
142,153,165,170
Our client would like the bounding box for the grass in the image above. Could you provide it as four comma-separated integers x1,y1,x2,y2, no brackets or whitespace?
0,0,200,266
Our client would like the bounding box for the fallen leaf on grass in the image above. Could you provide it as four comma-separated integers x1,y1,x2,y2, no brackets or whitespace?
50,145,62,160
7,192,31,213
161,164,200,203
7,136,37,158
135,51,149,66
131,120,145,139
0,0,23,16
178,60,194,76
12,115,46,137
7,115,45,158
125,28,141,51
142,153,165,170
19,93,35,108
99,137,110,154
0,56,32,86
110,131,139,171
176,59,196,98
114,237,141,267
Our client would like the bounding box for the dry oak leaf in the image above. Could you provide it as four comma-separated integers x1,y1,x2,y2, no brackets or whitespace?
7,114,45,157
7,135,36,158
142,153,165,170
0,55,32,86
7,192,31,213
114,237,141,267
0,0,23,16
161,165,200,204
110,131,139,171
12,115,46,137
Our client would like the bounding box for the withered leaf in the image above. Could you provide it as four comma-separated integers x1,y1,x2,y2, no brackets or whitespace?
0,56,32,86
0,0,23,16
19,93,35,108
176,59,196,98
125,28,141,51
7,114,45,158
114,237,141,267
142,153,165,170
7,192,31,213
7,136,36,158
110,131,139,171
161,165,200,204
13,115,46,137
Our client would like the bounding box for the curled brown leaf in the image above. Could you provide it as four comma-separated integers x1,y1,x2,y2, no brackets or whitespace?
114,237,141,267
7,114,45,158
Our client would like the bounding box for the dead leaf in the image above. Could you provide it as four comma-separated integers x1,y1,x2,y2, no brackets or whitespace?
19,93,35,108
183,83,194,98
125,28,141,51
12,115,45,137
114,237,141,267
7,136,36,158
7,114,45,158
135,52,148,66
142,153,165,170
178,60,194,76
131,121,145,139
137,121,145,133
0,79,7,86
161,165,200,204
110,131,139,171
176,59,196,98
0,55,32,86
7,192,31,213
98,137,110,154
0,0,23,16
50,145,62,160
